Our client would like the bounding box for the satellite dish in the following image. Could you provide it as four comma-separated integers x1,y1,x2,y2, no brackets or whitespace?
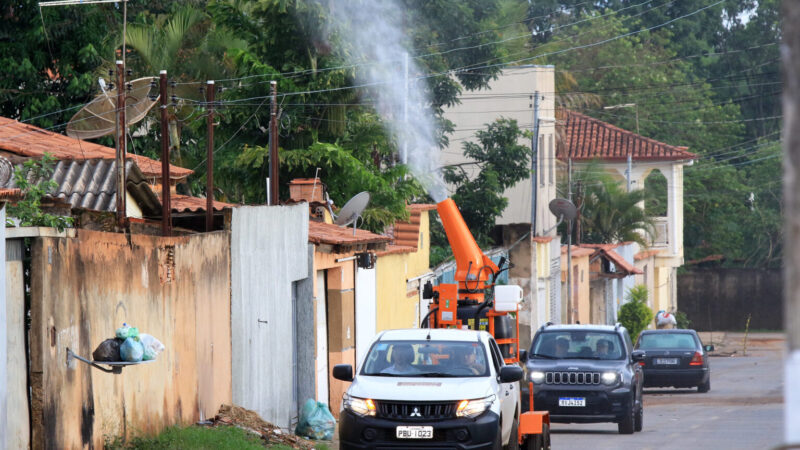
549,198,577,222
335,192,370,230
66,77,158,140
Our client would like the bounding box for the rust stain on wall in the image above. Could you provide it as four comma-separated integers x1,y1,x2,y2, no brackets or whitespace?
29,229,232,449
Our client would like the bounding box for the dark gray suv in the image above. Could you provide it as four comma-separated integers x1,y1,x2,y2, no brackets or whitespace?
522,323,645,434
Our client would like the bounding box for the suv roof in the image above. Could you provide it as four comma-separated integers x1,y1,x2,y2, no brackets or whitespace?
378,328,489,342
539,324,621,332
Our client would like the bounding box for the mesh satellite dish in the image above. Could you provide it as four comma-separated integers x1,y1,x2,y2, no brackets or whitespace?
334,191,370,235
66,77,158,140
548,198,577,222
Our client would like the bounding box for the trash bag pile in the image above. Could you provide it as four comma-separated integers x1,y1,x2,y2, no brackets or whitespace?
655,310,677,329
295,399,335,441
92,323,165,363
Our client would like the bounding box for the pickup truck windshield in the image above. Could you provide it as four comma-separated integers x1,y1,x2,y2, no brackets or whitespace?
530,330,625,360
361,340,490,377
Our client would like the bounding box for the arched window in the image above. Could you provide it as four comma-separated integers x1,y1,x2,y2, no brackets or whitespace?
644,169,668,217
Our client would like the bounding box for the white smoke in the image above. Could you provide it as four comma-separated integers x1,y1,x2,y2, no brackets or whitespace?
316,0,448,202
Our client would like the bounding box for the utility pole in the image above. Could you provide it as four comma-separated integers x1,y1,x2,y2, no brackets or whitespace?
115,60,127,227
269,81,279,206
531,91,540,236
781,1,800,445
159,70,171,236
626,153,632,192
567,157,573,323
205,80,215,232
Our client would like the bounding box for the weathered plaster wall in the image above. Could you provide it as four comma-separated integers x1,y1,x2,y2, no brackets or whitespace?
0,206,6,450
231,205,309,429
29,229,232,449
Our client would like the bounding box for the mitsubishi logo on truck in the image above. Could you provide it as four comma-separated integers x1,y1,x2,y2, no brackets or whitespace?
409,407,422,418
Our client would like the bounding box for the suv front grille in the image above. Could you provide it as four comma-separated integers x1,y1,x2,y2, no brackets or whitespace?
545,371,600,385
375,401,458,421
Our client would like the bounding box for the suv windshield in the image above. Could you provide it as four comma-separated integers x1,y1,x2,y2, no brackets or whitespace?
637,332,698,350
530,330,625,360
361,340,490,377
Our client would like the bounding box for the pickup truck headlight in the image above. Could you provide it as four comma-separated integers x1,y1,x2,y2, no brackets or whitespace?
456,395,496,418
343,393,376,417
529,371,545,384
601,371,620,385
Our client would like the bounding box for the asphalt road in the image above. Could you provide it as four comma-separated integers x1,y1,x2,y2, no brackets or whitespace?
551,333,785,450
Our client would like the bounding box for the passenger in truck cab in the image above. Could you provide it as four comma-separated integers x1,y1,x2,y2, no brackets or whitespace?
595,339,613,359
555,337,570,357
381,344,419,375
454,346,485,375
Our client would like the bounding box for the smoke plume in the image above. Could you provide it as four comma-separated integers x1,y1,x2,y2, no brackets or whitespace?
314,0,448,202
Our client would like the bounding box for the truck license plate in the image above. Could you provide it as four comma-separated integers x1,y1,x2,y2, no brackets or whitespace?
558,397,586,407
396,426,433,439
656,358,679,365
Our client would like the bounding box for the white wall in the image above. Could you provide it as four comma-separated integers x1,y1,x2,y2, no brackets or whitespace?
231,205,309,429
355,267,376,368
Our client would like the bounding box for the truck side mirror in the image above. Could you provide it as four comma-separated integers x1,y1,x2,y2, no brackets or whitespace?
518,349,528,363
332,364,353,382
499,365,524,383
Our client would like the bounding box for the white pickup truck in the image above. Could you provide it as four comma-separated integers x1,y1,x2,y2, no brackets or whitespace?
332,328,524,449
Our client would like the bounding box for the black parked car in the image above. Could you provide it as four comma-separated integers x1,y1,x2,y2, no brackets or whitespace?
523,323,645,434
635,329,713,392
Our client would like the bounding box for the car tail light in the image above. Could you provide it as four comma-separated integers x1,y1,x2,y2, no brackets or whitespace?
689,351,703,366
638,361,645,367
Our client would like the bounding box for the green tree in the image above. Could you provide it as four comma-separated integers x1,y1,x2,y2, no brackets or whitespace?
578,175,655,247
618,285,652,342
6,154,74,231
442,118,531,245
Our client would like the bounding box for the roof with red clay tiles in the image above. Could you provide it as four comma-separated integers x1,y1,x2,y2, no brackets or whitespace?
588,247,642,275
635,249,664,261
0,116,193,179
561,245,595,258
0,188,21,200
557,110,696,162
376,244,418,257
171,195,235,213
308,221,390,246
391,204,436,248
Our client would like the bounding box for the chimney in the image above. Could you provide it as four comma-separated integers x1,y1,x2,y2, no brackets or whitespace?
289,178,325,203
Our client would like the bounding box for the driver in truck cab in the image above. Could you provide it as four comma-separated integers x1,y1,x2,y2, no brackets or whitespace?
453,346,485,374
380,344,419,375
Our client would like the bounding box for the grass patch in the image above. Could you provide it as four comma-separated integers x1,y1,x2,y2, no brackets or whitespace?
105,425,265,449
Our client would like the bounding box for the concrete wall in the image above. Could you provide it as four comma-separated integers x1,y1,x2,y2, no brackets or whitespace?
231,205,309,429
0,206,6,450
28,229,232,449
678,268,782,331
295,245,316,419
5,238,28,450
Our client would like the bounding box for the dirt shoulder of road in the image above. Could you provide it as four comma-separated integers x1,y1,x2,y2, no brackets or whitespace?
697,331,785,357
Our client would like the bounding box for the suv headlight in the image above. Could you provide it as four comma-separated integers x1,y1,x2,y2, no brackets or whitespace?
529,371,545,384
601,371,620,385
456,395,496,418
343,393,376,417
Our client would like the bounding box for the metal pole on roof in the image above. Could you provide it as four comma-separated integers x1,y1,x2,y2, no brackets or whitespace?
115,60,127,226
269,81,279,206
206,80,215,232
530,91,540,236
159,70,171,236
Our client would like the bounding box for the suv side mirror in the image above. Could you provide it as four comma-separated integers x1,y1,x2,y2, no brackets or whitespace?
704,344,715,352
631,350,645,362
518,349,528,363
332,364,354,382
499,365,524,383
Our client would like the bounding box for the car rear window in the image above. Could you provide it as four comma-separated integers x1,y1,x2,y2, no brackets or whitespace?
637,333,698,349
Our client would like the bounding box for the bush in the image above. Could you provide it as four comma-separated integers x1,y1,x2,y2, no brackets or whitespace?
618,285,652,343
675,310,692,329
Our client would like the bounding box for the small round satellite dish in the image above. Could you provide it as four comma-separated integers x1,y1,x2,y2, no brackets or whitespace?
66,77,158,140
549,198,577,221
0,156,13,186
335,192,370,226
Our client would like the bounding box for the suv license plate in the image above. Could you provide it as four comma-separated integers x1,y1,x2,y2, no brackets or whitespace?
559,397,586,407
656,358,679,365
396,426,433,439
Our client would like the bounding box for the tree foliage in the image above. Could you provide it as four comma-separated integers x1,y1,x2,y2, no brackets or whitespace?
6,154,74,231
618,284,652,343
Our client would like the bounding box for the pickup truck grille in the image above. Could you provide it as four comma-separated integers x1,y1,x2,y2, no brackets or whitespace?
375,401,458,421
545,371,601,385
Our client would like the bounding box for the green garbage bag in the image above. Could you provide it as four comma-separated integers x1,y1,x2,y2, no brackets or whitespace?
295,399,335,440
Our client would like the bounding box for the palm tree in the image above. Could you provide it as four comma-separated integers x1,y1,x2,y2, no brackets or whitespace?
579,175,655,247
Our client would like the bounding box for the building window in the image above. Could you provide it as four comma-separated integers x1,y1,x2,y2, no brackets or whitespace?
548,134,554,184
539,135,545,186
